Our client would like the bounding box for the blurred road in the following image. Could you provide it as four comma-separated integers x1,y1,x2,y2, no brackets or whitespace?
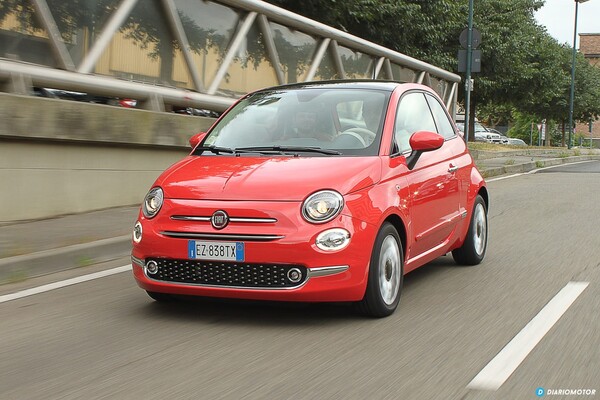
1,161,599,399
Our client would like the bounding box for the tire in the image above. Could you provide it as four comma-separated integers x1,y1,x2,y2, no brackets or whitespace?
452,195,488,265
146,291,174,302
357,223,404,318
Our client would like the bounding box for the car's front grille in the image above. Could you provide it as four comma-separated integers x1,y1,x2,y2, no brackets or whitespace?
146,258,307,288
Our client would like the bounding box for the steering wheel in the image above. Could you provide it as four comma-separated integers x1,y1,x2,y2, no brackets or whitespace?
343,127,376,145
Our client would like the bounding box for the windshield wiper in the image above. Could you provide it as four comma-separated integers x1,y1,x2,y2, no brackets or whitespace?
237,146,342,155
196,145,236,155
196,145,261,156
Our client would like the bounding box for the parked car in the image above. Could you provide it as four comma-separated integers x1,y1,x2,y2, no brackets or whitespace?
487,128,510,144
173,106,221,118
456,121,501,143
131,81,488,317
33,87,112,104
508,138,527,146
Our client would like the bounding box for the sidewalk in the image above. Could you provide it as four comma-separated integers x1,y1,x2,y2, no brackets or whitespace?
1,147,599,284
0,206,138,283
471,147,600,178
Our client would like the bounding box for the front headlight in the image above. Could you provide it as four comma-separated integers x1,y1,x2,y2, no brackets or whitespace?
302,190,344,224
142,187,163,219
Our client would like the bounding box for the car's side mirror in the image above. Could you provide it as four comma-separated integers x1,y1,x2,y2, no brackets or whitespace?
189,131,207,148
405,130,444,169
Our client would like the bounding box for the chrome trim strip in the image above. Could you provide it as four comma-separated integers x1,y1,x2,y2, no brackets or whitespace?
145,274,308,290
230,217,278,223
171,216,211,221
131,255,145,267
160,231,284,241
406,239,449,266
171,216,277,223
307,265,349,278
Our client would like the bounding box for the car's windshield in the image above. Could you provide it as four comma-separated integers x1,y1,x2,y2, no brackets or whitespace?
474,122,489,132
456,121,488,133
198,88,390,156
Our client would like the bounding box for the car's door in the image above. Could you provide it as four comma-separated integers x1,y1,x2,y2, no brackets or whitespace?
393,91,460,260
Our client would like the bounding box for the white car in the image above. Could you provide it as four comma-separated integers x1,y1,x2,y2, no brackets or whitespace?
508,138,527,146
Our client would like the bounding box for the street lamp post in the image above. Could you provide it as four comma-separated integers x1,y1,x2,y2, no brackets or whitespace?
568,0,590,149
464,0,475,143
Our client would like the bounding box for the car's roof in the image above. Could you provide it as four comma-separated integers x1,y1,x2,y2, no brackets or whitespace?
253,80,408,93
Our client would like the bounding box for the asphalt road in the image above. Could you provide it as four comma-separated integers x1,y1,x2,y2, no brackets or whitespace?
1,161,599,400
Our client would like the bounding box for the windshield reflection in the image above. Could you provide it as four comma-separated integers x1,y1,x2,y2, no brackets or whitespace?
201,88,390,156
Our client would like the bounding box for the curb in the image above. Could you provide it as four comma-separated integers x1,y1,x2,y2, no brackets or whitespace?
479,155,600,178
469,148,578,161
0,235,131,283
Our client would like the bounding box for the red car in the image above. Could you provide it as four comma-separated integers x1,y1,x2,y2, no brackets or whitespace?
131,81,488,317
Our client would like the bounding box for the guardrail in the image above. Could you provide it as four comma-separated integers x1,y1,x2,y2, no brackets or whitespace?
0,0,460,114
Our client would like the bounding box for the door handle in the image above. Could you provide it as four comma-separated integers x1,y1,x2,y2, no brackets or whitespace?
448,164,459,173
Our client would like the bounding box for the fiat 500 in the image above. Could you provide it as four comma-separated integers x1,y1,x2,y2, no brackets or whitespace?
131,81,488,317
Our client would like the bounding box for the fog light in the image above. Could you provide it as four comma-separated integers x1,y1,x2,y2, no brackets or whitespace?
287,268,302,283
133,221,143,243
316,228,351,251
146,260,159,275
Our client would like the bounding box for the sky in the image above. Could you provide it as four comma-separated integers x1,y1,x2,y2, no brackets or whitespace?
534,0,600,47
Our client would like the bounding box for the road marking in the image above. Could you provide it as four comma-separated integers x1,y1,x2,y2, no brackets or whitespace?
467,281,589,391
0,265,130,304
487,160,597,182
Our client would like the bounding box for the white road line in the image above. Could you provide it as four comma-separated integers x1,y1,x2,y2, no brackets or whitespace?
467,281,590,391
0,265,131,304
486,160,596,182
486,173,526,182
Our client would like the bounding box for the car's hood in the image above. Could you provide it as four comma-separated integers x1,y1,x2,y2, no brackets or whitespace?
157,156,381,201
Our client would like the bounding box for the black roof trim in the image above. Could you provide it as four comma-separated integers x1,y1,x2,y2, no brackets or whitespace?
252,79,407,93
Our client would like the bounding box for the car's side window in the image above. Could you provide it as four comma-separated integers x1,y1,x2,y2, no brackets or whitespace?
394,92,437,153
425,94,455,139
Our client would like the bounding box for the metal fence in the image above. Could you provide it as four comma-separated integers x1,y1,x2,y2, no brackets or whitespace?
0,0,460,113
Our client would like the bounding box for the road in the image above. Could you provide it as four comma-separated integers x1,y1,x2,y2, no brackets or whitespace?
1,161,599,400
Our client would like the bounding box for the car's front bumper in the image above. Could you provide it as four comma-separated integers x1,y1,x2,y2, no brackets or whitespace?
131,198,377,302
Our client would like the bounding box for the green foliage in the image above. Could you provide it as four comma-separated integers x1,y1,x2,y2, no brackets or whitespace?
267,0,600,130
507,112,538,143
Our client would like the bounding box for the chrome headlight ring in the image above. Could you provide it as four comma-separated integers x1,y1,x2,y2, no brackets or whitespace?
302,190,344,224
142,187,164,219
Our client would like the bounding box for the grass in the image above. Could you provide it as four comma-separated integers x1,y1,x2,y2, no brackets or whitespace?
535,161,545,168
2,270,29,285
468,142,505,151
0,246,30,258
504,159,515,165
77,256,95,268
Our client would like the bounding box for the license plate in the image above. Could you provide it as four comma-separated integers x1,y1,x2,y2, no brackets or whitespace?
188,240,245,261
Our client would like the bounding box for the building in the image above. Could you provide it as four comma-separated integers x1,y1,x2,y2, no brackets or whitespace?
576,33,600,147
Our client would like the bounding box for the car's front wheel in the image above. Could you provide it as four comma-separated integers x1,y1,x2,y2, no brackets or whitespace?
358,223,403,318
452,194,487,265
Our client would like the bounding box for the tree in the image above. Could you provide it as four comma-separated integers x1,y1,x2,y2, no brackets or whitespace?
267,0,600,144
